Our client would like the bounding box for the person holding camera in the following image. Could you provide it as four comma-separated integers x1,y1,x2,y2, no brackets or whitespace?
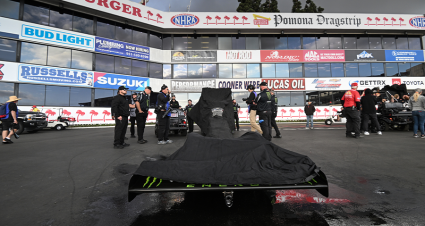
184,99,194,133
111,86,130,149
256,82,273,141
232,99,241,131
245,85,262,134
341,82,362,139
135,86,152,144
157,85,173,145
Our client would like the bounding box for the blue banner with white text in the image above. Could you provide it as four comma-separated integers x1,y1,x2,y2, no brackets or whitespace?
95,37,150,61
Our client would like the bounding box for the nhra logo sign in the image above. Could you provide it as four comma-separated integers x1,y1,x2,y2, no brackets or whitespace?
171,14,200,27
409,16,425,29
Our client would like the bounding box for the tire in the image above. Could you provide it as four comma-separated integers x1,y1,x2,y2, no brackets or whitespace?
325,119,333,125
379,120,389,131
55,124,63,131
181,129,187,136
16,121,24,135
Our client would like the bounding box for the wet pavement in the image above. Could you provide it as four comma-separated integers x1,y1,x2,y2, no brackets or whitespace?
1,123,425,226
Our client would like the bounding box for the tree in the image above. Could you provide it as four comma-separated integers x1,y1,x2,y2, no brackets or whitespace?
236,0,279,13
292,0,324,13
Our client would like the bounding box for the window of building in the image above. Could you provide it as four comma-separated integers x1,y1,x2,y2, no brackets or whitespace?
163,35,172,50
115,24,132,43
218,64,232,78
304,64,318,77
174,35,188,50
115,57,132,75
188,64,203,78
382,37,396,49
173,64,187,79
188,93,202,104
71,50,92,70
306,91,320,105
231,92,247,107
290,92,304,106
410,63,425,77
49,7,73,31
371,63,385,77
346,63,359,77
408,36,421,50
132,28,148,46
18,84,46,106
23,1,50,25
48,46,71,68
149,62,162,78
396,36,409,49
386,63,398,76
329,36,342,49
287,36,301,49
331,63,344,77
203,64,217,78
343,37,356,49
163,64,172,79
21,42,47,65
188,35,217,50
247,64,260,78
316,36,329,49
73,12,94,35
232,36,246,50
95,89,115,107
218,36,232,50
398,63,411,76
260,35,275,49
356,36,369,49
0,38,17,62
276,92,290,106
303,36,316,49
262,64,275,78
318,63,331,77
233,64,247,78
150,32,163,49
95,54,114,73
246,36,259,49
132,60,148,77
97,19,115,39
358,63,372,77
0,0,20,20
0,82,14,104
172,93,188,107
369,36,382,49
70,87,91,106
275,36,288,50
289,64,303,78
45,86,70,106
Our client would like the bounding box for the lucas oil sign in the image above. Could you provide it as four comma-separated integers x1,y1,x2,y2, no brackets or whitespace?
262,79,305,91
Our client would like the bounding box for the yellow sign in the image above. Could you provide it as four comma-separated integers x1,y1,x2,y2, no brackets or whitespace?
253,14,271,27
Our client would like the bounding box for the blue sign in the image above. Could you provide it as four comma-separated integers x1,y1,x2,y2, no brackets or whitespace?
409,16,425,29
94,72,149,90
18,64,94,87
385,50,424,62
95,37,150,61
21,25,94,50
171,14,200,27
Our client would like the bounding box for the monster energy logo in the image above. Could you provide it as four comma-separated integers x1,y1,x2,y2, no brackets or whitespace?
143,176,163,189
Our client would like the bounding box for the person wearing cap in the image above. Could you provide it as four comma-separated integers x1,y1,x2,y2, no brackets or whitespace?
184,99,194,133
245,84,262,134
170,95,181,109
341,82,362,138
111,86,131,149
361,88,382,136
135,86,152,144
129,93,138,138
232,99,241,132
270,89,281,138
255,82,273,141
31,105,40,112
2,96,21,144
157,84,173,145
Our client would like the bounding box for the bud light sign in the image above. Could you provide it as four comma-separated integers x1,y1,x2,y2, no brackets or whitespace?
409,16,425,29
171,14,200,27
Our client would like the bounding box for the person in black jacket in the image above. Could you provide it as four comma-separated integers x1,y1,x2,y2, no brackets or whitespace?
157,85,173,145
361,88,382,135
170,95,180,109
270,89,281,138
111,86,130,149
304,101,316,129
245,85,262,134
129,93,137,138
135,86,151,144
256,82,273,141
184,99,194,133
233,99,241,131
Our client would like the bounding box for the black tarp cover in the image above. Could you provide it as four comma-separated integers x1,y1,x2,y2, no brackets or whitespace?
134,132,318,185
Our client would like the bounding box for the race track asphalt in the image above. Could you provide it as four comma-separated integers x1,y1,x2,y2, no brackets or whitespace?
0,123,424,226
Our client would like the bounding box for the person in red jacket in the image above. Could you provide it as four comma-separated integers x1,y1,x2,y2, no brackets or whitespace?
341,82,362,138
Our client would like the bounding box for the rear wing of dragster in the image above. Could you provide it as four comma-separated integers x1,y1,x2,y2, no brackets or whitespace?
128,170,329,207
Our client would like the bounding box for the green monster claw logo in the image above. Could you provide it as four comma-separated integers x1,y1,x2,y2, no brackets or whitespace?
143,177,162,188
266,92,271,100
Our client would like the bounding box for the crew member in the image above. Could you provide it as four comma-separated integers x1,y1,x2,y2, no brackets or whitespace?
256,82,273,141
129,93,137,138
341,82,362,138
2,96,21,144
184,99,194,133
157,85,173,145
135,87,151,144
170,95,180,109
31,105,40,112
233,99,241,132
270,89,281,138
111,86,130,149
245,85,262,134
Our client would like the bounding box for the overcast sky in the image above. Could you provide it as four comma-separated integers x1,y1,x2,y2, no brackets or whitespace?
130,0,425,14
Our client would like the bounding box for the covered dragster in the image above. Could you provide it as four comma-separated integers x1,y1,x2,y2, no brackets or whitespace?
128,88,329,207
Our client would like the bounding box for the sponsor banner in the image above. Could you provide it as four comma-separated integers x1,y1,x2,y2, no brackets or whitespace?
216,79,261,91
385,50,424,62
170,13,200,27
0,62,19,82
262,78,305,91
171,79,215,92
345,50,386,62
95,37,149,60
18,64,93,87
94,72,149,90
261,50,303,62
306,78,344,90
409,16,425,29
303,50,345,62
217,50,261,63
171,51,217,62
